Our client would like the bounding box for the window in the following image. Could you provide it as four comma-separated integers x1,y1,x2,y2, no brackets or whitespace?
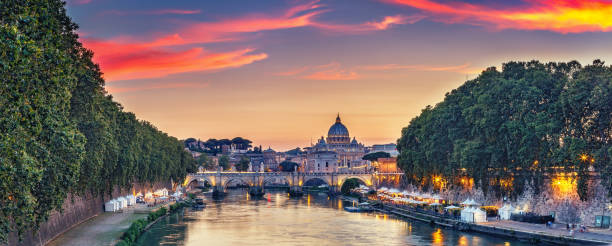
325,162,329,167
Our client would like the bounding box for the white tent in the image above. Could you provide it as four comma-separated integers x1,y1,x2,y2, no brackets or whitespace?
126,195,136,206
388,188,400,193
499,204,514,220
117,197,127,208
473,208,487,223
461,207,474,222
445,205,460,210
105,200,116,212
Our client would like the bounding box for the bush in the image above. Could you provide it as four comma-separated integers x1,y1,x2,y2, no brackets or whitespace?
169,202,187,213
147,207,167,222
118,219,147,245
510,213,554,224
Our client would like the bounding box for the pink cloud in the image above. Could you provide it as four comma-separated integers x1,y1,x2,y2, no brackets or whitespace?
96,46,267,81
82,1,422,82
384,0,612,33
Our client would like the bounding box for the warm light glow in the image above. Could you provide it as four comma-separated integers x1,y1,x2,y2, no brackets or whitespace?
551,173,576,198
580,154,589,161
432,228,443,245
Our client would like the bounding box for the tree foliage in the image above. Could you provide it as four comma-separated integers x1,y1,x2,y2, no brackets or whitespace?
279,161,299,172
236,156,250,171
362,151,391,162
397,60,612,201
0,1,195,242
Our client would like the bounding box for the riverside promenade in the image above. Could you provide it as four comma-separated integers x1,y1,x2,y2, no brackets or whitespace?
374,202,611,245
46,203,166,246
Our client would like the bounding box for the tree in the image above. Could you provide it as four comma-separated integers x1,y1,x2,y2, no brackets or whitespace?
362,152,391,162
279,161,299,172
341,178,361,194
236,156,250,172
219,155,231,171
396,60,612,200
0,1,196,241
196,153,215,170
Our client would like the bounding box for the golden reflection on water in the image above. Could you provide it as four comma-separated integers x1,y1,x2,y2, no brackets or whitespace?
432,228,443,245
458,235,468,246
139,190,530,246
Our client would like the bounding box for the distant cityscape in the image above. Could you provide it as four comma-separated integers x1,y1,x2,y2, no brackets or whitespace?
185,114,400,174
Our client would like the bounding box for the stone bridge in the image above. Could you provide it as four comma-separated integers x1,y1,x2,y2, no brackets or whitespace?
183,171,403,192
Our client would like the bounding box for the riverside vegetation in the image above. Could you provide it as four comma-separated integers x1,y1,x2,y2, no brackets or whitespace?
0,0,196,242
397,60,612,201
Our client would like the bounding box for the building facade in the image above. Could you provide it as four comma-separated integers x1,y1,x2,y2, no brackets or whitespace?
305,114,368,172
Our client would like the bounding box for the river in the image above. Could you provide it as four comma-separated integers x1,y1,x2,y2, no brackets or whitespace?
137,189,527,245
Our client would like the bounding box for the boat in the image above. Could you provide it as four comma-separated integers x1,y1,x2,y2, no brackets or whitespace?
193,198,206,209
344,206,362,212
358,202,374,212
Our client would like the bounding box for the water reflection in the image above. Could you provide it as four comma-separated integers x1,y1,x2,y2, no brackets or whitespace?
137,190,528,246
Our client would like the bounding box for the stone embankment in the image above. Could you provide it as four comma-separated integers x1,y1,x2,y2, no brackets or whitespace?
6,181,171,246
374,202,611,246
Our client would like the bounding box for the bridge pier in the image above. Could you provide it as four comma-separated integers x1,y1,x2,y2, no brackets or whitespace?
248,170,265,197
288,170,304,197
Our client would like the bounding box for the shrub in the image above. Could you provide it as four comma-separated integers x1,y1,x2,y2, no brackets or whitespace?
510,213,554,224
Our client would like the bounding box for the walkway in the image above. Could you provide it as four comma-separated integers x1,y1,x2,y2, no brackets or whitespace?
482,220,612,244
46,204,160,246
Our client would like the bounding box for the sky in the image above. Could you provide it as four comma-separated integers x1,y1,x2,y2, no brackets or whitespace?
66,0,612,151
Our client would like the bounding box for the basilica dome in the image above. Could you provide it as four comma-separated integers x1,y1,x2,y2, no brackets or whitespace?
327,114,350,144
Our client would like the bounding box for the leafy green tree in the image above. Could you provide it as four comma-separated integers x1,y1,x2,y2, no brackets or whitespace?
236,156,250,171
341,178,361,194
196,153,215,170
0,1,196,242
279,161,299,172
362,152,391,162
219,155,231,171
397,60,612,201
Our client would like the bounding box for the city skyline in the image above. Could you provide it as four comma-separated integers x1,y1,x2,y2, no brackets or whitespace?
65,0,612,150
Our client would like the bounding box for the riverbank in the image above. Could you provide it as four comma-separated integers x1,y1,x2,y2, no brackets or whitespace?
46,203,167,246
373,201,611,245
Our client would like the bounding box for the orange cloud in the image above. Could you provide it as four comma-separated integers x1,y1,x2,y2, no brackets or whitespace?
83,1,420,82
385,0,612,33
97,46,267,81
106,82,209,94
298,62,359,80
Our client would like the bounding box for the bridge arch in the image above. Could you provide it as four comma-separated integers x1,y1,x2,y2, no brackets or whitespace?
223,177,250,188
263,176,290,187
184,175,214,187
338,175,372,188
302,176,331,187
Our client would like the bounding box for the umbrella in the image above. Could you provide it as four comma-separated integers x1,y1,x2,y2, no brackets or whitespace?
429,202,442,206
445,205,460,209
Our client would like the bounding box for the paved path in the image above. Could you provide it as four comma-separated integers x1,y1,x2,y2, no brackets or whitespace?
482,220,612,243
46,204,157,246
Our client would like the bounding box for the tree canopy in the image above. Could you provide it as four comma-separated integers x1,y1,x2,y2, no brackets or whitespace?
0,0,195,242
397,60,612,201
279,161,299,172
362,151,391,161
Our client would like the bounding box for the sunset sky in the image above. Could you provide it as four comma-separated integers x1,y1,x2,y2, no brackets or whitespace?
66,0,612,150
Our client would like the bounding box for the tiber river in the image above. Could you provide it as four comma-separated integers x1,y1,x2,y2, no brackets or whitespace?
137,189,527,246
